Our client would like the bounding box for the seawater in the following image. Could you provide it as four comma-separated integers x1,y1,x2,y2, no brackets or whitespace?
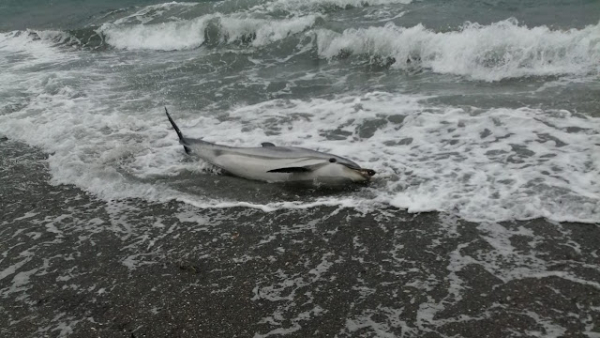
0,0,599,223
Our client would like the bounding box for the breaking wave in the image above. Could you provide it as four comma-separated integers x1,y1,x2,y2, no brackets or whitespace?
317,18,600,81
98,14,322,50
249,0,412,14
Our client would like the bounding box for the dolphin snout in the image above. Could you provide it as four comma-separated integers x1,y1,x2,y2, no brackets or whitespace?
358,169,376,179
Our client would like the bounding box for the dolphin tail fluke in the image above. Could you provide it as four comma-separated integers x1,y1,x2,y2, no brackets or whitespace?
165,107,191,155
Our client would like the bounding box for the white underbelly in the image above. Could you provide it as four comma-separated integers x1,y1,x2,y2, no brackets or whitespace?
211,154,359,184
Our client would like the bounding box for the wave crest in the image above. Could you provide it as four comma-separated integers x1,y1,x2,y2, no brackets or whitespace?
317,19,600,81
98,14,321,51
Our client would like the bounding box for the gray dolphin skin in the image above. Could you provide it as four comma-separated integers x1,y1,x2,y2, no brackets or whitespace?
165,108,376,184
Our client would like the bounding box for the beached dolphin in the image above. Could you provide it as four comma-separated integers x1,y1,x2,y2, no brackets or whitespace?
165,108,376,184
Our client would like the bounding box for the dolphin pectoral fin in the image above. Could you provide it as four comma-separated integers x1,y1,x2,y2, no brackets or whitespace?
268,162,329,174
267,167,312,173
261,142,276,147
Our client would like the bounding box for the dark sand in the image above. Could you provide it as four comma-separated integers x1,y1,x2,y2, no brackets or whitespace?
1,140,599,337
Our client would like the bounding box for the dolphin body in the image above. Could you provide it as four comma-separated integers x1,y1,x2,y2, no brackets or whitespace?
165,108,376,184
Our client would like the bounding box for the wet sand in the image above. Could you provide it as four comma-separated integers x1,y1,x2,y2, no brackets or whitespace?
1,140,599,337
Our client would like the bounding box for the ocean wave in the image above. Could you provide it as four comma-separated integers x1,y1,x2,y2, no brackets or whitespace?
113,1,199,25
0,30,82,67
0,30,70,50
98,14,321,50
250,0,412,14
0,28,110,54
317,18,600,81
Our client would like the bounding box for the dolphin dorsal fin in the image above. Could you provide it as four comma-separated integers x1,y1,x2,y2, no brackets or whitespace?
261,142,276,147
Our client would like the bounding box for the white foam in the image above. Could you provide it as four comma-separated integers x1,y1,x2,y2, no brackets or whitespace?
221,15,321,47
99,14,320,50
387,107,600,223
1,24,598,224
0,30,78,67
317,18,600,81
113,1,199,25
161,92,599,223
1,75,598,223
99,17,210,51
250,0,412,15
0,40,182,203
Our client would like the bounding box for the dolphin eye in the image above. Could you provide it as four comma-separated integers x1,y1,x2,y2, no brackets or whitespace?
329,158,337,163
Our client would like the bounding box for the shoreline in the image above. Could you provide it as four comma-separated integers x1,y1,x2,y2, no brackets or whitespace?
1,140,599,337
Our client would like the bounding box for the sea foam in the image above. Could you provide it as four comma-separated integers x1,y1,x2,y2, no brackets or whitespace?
1,19,598,224
99,14,321,50
249,0,412,14
180,92,599,223
317,18,600,81
0,66,598,223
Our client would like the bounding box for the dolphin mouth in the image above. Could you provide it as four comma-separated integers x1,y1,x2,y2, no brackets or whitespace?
356,168,376,179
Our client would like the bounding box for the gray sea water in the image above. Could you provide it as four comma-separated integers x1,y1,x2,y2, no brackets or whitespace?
1,0,599,337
